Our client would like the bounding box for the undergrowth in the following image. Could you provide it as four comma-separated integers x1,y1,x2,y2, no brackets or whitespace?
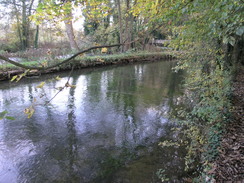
159,42,233,182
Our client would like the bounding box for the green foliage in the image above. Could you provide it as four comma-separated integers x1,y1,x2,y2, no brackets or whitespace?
0,52,169,72
0,111,8,120
0,43,19,53
0,50,6,55
0,110,15,120
204,125,223,161
0,61,39,71
134,0,243,47
32,0,111,25
156,169,169,182
1,0,241,180
158,140,181,147
134,0,240,179
0,24,22,52
36,82,46,89
174,53,232,179
82,0,111,21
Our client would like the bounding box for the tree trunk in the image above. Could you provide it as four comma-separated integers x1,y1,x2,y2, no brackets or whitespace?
124,0,132,51
117,0,123,52
64,12,79,51
225,43,234,68
22,0,29,50
34,25,39,49
34,0,42,49
234,37,244,65
13,0,24,49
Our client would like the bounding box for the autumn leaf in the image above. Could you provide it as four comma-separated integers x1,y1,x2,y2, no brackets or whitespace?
41,61,48,67
16,74,25,82
55,76,61,81
11,75,18,82
101,47,108,53
97,59,105,62
36,82,46,89
11,70,30,82
24,106,35,118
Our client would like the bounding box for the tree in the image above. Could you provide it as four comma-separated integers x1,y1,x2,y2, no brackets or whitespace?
33,0,80,51
1,1,243,181
132,0,243,179
63,2,80,51
34,0,42,48
133,0,244,64
117,0,123,52
123,0,133,51
0,0,38,50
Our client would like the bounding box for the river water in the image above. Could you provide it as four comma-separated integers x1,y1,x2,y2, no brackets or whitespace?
0,61,186,183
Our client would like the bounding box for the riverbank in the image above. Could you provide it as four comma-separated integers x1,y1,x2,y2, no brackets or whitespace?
0,52,175,81
213,66,244,182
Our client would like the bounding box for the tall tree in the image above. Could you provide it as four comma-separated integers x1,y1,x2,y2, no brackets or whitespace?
124,0,133,51
63,2,80,51
34,0,42,48
0,0,37,50
116,0,123,52
33,0,80,51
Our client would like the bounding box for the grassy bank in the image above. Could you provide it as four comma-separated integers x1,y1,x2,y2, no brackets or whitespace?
0,51,175,81
0,51,175,70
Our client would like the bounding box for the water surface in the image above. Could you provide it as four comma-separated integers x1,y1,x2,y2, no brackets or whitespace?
0,61,186,183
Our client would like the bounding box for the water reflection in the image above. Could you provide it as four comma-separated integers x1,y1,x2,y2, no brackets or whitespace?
0,61,185,183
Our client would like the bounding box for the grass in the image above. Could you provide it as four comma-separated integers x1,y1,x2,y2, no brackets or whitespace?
78,51,171,61
0,51,173,71
0,61,40,71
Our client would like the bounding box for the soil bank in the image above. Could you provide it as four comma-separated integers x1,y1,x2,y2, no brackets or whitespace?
0,53,175,81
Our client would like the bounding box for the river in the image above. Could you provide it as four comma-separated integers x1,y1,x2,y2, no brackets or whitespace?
0,60,186,183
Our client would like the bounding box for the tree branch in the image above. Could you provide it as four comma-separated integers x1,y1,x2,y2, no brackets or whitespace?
0,43,125,71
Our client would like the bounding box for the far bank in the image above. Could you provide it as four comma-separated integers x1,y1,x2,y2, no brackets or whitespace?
0,52,176,81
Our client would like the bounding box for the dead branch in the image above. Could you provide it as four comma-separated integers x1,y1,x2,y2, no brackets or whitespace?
0,43,124,71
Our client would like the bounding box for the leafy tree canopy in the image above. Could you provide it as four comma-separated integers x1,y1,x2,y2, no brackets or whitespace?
133,0,243,46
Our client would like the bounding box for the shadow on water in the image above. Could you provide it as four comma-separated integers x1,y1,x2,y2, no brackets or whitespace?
0,61,187,183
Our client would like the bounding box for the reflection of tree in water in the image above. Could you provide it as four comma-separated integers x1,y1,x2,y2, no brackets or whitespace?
17,75,82,182
99,62,187,182
137,61,184,117
102,123,188,183
166,62,184,116
64,74,80,182
0,61,187,182
86,71,103,103
105,62,185,148
123,94,137,145
106,66,138,145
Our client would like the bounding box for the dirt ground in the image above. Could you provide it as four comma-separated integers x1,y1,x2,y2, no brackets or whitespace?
213,66,244,182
